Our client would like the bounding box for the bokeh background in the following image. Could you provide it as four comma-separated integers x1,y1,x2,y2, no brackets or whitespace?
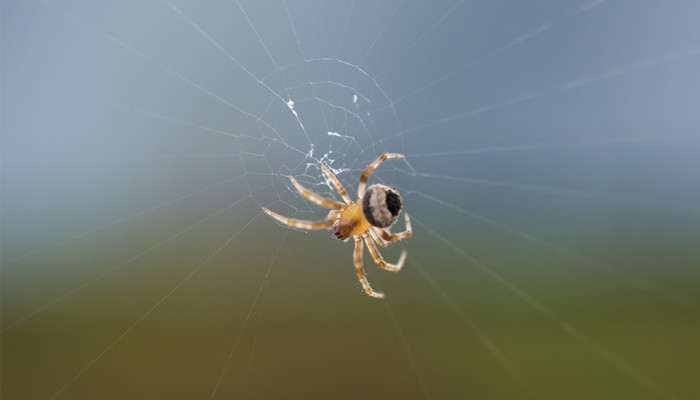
2,1,699,399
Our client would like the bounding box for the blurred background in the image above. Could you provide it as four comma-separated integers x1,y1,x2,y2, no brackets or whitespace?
2,0,699,399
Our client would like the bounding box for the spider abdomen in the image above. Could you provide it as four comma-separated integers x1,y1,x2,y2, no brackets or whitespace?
362,184,402,228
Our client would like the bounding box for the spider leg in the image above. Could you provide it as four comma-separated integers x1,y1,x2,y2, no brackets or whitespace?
353,236,384,298
363,233,406,272
369,228,388,247
357,153,404,199
262,208,340,230
319,163,353,204
289,176,345,210
372,213,412,242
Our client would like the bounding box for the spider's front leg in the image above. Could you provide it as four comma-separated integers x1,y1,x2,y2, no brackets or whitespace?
353,236,384,298
289,176,345,210
320,163,353,205
262,208,341,230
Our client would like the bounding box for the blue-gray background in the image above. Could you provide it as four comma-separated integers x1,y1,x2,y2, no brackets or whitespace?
2,1,699,399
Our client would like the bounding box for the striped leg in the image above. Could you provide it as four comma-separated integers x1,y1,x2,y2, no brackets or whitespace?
363,233,406,272
357,153,404,198
319,163,352,204
262,208,340,230
353,236,384,298
372,213,412,242
368,228,388,247
289,176,345,210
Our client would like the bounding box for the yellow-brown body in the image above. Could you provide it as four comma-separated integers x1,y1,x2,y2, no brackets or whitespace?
334,203,370,240
261,153,412,298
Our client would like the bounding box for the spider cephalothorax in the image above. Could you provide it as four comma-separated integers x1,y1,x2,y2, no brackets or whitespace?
262,153,412,298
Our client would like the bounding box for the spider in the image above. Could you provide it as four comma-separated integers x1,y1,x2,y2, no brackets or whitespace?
262,153,412,298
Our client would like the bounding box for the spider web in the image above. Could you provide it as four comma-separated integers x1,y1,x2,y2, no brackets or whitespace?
2,0,699,399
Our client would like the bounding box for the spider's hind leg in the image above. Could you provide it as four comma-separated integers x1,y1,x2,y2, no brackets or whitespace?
353,236,384,298
363,233,406,272
369,229,388,247
372,214,412,242
357,153,404,198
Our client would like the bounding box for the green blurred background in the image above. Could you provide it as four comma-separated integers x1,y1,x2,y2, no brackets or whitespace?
2,0,699,399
